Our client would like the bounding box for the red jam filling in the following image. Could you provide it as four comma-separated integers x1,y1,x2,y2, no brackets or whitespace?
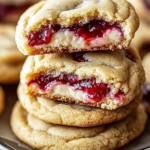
72,52,89,62
27,19,123,47
0,3,31,20
125,50,136,62
28,74,124,103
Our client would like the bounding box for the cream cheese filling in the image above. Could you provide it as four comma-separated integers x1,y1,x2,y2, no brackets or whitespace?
35,28,122,50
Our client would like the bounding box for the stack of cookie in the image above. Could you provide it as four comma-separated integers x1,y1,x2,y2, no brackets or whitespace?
11,0,148,149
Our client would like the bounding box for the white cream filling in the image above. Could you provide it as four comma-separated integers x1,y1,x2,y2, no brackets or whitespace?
35,29,122,50
30,83,93,103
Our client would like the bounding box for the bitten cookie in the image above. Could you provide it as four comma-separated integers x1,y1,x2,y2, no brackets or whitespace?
132,21,150,59
21,47,144,110
18,84,142,127
0,86,4,116
0,63,23,84
16,0,139,55
0,24,26,64
0,0,39,23
142,53,150,113
11,102,148,150
128,0,150,23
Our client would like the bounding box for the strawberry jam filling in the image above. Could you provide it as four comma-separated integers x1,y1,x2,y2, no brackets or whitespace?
72,52,89,62
27,19,123,47
0,3,31,20
28,74,124,103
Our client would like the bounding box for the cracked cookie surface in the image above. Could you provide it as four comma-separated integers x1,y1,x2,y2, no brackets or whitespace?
11,102,147,150
21,47,145,109
18,84,141,127
16,0,139,55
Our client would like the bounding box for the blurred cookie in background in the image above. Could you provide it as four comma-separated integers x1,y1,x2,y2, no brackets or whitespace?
0,63,23,84
0,24,26,64
0,86,4,116
142,53,150,113
132,21,150,59
0,0,39,24
129,0,150,23
0,24,26,84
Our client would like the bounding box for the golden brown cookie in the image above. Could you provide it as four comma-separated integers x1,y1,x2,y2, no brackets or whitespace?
18,84,142,127
16,0,139,55
128,0,150,23
0,86,4,116
10,102,148,150
21,47,144,110
132,21,150,59
0,0,39,24
0,24,26,64
0,62,23,84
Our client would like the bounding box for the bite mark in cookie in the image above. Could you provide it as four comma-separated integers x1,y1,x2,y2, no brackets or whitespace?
28,74,125,104
21,47,144,109
16,0,139,55
27,19,123,49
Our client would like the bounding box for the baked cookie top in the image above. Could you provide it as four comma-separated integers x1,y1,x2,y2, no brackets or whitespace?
16,0,139,55
18,84,141,127
0,86,4,115
21,47,144,109
0,24,26,64
11,102,148,150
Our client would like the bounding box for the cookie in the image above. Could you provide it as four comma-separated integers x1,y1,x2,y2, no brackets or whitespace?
18,84,142,127
0,0,39,23
0,62,23,84
132,21,150,59
21,47,144,110
16,0,139,55
128,0,150,23
11,102,148,150
142,53,150,113
0,24,26,64
0,86,4,116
